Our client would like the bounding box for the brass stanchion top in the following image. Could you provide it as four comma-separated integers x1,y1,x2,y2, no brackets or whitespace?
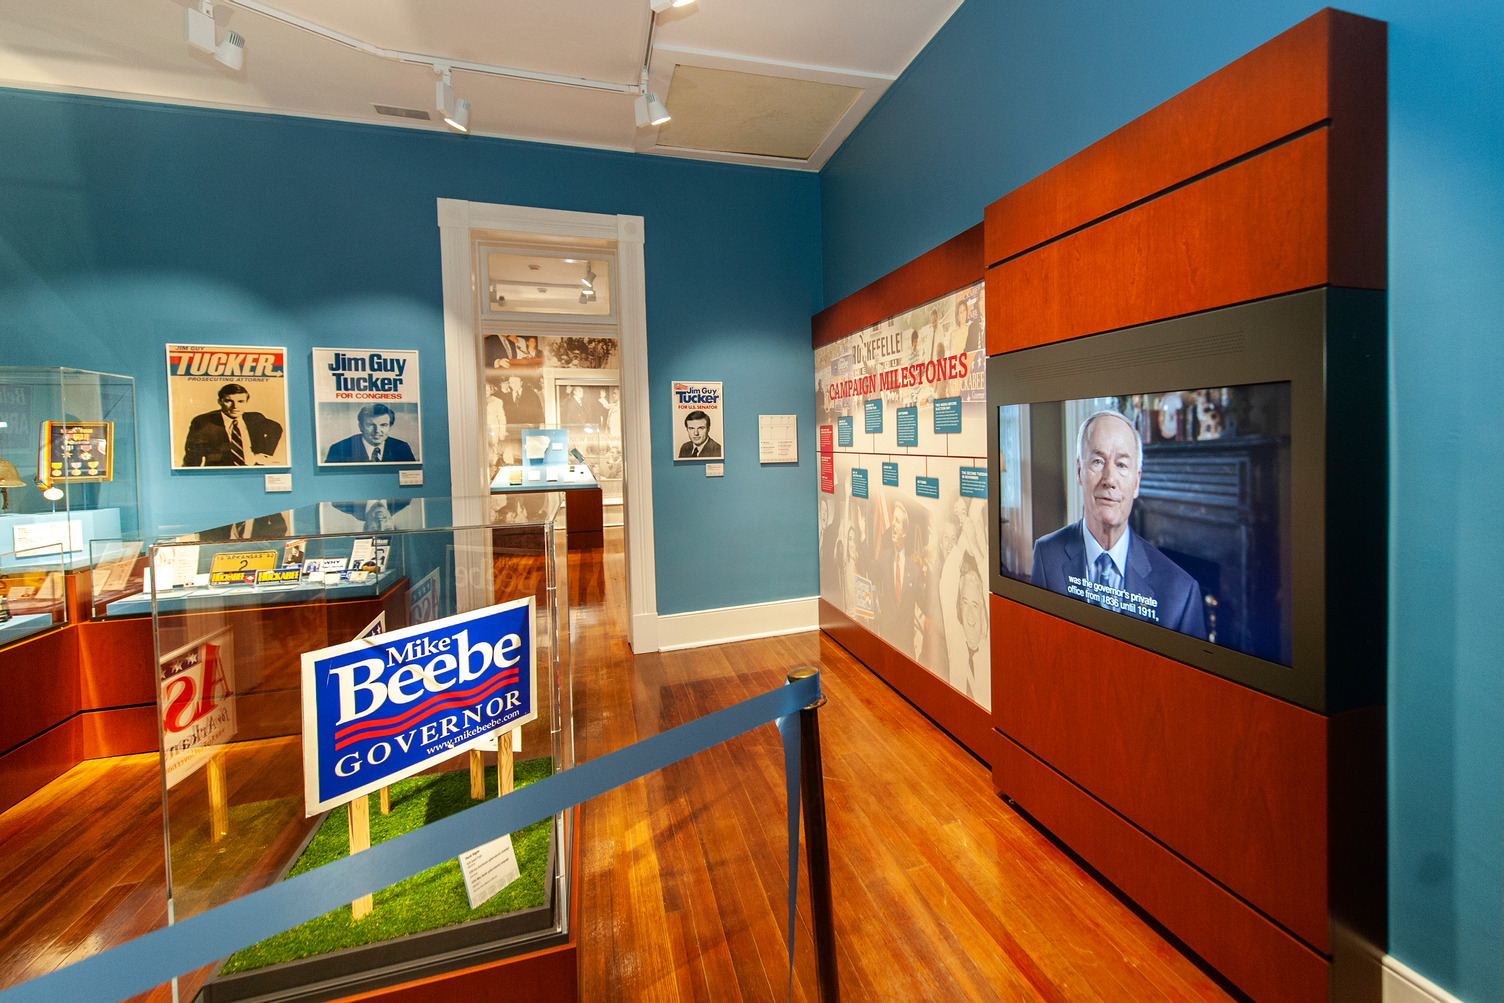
786,667,827,710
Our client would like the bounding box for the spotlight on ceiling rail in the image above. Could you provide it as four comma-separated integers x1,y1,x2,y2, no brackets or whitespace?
633,71,670,128
435,67,470,133
184,1,245,70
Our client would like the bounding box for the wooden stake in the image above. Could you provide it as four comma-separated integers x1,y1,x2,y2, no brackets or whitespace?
206,753,230,843
498,737,514,796
469,749,485,800
347,795,372,920
379,786,390,814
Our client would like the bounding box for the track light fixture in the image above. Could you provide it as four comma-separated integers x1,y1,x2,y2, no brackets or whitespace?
649,0,697,11
435,66,470,133
183,1,246,70
216,30,245,70
633,71,670,129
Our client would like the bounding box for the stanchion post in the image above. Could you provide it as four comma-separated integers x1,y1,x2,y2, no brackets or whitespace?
787,667,839,1003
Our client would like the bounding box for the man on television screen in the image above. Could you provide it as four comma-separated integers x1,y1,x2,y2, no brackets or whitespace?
1030,409,1207,639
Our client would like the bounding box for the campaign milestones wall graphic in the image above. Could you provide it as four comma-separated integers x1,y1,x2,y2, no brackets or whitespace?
300,597,537,815
814,281,991,708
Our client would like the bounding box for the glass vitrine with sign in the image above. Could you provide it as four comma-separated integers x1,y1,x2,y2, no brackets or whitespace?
0,541,67,647
0,366,141,574
136,497,575,1003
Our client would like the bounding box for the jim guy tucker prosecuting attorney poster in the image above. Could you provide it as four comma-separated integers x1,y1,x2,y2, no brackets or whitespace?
167,344,290,469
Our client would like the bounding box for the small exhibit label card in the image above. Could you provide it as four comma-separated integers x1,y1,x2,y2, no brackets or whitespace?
705,462,725,477
758,413,798,463
399,469,423,486
459,832,521,909
265,473,292,492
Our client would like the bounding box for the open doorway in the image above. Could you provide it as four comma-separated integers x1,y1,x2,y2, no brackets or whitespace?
437,200,659,652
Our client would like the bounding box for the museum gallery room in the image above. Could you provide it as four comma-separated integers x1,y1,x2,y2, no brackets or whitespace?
0,1,1498,1003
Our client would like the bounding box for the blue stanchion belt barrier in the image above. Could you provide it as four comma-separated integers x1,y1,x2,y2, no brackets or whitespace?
0,672,821,1003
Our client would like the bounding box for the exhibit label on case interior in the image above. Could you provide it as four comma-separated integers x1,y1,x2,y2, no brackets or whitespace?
300,597,536,815
863,399,883,434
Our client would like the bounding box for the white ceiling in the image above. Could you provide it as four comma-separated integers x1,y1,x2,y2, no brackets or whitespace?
0,0,963,170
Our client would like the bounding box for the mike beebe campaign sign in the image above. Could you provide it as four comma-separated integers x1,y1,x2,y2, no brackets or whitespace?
300,597,536,816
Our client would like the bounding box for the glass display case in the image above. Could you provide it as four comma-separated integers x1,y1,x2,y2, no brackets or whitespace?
123,498,574,1003
0,541,66,646
0,366,141,571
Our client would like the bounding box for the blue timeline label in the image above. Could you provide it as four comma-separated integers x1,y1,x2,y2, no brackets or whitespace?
896,407,918,447
960,467,988,498
933,397,962,434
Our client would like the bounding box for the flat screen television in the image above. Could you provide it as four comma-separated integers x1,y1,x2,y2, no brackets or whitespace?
987,288,1385,712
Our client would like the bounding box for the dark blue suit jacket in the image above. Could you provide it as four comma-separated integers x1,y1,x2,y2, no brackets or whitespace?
182,411,282,466
1030,520,1207,639
324,434,416,463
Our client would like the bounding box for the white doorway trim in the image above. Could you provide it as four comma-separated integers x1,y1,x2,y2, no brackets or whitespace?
436,199,658,652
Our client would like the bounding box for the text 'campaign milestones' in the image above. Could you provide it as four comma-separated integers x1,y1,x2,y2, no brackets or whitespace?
300,597,537,815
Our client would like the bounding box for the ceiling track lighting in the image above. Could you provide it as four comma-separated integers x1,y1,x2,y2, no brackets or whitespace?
183,1,246,70
435,66,470,133
213,1,696,133
633,70,671,129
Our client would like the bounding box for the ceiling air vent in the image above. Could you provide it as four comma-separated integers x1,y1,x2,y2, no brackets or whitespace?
372,104,431,121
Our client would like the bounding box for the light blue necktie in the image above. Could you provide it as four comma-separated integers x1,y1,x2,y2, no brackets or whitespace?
1093,551,1118,590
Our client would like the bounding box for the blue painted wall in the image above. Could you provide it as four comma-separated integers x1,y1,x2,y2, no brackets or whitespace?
0,89,822,613
822,2,1503,1000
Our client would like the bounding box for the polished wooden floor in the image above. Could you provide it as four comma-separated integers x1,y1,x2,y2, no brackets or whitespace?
0,528,1239,1002
573,529,1237,1002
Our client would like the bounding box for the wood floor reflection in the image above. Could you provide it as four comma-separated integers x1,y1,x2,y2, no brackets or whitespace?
572,528,1239,1002
0,526,1238,1002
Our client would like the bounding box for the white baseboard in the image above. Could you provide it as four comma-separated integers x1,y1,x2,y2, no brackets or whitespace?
654,597,820,652
1384,956,1466,1003
629,611,660,654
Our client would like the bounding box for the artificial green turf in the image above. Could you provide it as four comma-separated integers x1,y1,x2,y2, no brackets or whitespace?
220,758,552,975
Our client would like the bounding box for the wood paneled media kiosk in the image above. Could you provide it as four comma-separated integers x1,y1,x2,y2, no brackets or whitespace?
985,10,1386,1003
